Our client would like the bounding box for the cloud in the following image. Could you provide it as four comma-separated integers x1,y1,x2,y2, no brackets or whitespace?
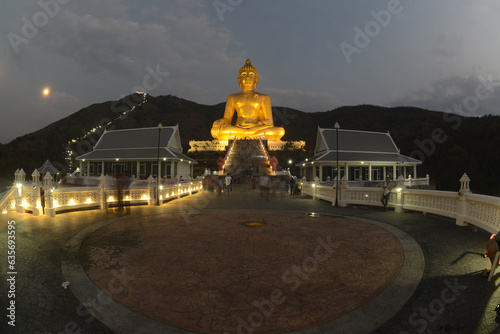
28,1,242,79
390,74,500,116
431,31,464,59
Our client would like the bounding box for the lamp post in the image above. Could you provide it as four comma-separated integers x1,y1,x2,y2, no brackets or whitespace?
334,122,340,207
156,123,163,206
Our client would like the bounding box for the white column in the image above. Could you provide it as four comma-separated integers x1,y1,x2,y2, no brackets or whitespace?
456,173,471,226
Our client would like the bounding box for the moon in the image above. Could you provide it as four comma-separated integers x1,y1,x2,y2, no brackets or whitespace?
42,87,50,97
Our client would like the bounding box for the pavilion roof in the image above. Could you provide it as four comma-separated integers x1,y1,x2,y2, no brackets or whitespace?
298,127,421,165
76,126,197,163
38,160,60,174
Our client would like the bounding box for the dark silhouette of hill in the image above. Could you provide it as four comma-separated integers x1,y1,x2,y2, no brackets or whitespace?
0,94,498,196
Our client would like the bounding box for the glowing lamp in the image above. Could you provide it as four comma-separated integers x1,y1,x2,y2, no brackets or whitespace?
86,198,93,204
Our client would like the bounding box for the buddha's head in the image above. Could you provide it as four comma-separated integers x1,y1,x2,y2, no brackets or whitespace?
238,59,259,90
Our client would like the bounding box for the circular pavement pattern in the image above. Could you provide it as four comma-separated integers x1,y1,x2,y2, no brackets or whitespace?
77,210,404,333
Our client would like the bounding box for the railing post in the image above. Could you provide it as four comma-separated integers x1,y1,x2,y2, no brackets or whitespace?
44,172,55,217
301,176,306,196
313,176,319,200
147,175,156,205
456,173,471,226
98,174,108,210
15,169,25,213
394,175,405,213
339,176,348,207
32,169,42,216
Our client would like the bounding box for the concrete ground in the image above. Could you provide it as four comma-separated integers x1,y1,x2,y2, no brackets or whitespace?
1,182,500,333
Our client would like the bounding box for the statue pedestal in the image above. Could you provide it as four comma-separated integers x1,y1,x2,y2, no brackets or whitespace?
188,140,305,152
188,140,228,152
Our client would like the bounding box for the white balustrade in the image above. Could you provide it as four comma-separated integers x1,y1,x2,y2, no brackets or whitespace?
5,168,204,217
302,173,500,234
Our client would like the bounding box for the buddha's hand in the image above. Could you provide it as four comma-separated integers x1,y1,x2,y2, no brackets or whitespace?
211,119,228,138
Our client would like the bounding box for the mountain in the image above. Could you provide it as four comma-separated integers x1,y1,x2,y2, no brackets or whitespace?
1,94,499,196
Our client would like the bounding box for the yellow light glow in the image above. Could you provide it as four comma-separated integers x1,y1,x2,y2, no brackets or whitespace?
141,194,149,200
36,200,41,208
11,202,15,209
125,196,130,201
86,198,93,204
54,201,59,208
69,199,76,205
396,187,402,192
2,210,7,214
42,87,50,97
160,196,163,200
108,196,115,202
171,192,175,196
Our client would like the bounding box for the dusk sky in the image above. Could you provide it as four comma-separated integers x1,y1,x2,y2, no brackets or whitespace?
1,0,500,143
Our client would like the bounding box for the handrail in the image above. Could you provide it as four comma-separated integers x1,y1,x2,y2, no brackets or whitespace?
301,178,500,234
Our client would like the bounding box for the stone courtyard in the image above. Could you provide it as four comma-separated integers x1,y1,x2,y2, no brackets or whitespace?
1,183,500,333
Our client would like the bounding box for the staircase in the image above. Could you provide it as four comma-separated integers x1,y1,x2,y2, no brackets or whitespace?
223,139,272,175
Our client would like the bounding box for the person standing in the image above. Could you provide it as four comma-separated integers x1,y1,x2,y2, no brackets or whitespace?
381,177,392,210
225,174,233,195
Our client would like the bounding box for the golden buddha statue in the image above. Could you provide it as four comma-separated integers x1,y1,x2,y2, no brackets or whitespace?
211,59,285,141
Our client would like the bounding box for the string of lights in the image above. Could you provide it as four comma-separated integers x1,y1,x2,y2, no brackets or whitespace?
64,93,148,168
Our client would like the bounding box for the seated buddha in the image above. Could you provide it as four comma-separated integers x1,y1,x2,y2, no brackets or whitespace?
211,59,285,141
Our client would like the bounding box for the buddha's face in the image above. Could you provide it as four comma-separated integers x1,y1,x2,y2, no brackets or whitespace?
238,71,258,90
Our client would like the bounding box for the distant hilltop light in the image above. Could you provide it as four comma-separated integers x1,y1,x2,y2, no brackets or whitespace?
42,87,50,97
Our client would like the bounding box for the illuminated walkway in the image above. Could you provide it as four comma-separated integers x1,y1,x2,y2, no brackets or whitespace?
1,183,499,333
